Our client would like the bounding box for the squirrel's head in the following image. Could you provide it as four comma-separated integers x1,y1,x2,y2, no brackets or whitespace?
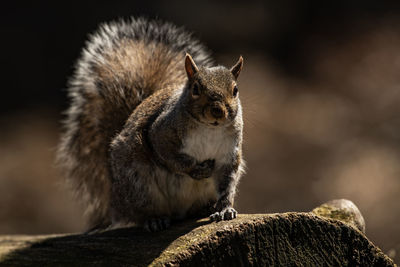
184,53,243,127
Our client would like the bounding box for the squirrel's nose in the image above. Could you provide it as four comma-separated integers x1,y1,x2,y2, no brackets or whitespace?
211,106,224,119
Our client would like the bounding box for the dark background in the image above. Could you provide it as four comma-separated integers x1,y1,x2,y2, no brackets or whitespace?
1,1,399,263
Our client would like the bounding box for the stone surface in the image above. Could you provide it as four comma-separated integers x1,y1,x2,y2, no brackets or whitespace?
312,198,366,233
0,213,395,266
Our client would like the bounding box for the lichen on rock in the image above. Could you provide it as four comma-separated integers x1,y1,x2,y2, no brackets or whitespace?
312,199,366,233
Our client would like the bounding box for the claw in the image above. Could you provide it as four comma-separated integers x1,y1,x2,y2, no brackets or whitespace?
210,207,237,222
223,208,237,220
210,212,223,222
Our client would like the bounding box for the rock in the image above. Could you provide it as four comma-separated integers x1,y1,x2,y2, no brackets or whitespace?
312,199,366,233
0,211,395,266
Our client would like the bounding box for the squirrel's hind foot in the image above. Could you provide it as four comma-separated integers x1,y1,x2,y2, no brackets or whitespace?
144,217,171,232
210,207,237,222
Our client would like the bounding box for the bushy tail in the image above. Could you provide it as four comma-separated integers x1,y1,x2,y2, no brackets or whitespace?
57,17,212,230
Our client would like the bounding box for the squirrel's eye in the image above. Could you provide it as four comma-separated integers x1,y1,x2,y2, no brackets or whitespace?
233,86,238,97
192,83,200,97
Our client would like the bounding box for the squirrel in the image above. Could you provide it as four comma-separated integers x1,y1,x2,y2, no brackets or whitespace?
57,17,245,232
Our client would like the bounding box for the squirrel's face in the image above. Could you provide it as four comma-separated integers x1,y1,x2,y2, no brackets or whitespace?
184,54,243,127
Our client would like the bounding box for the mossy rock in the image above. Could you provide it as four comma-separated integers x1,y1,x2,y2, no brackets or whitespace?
0,212,395,266
312,199,366,233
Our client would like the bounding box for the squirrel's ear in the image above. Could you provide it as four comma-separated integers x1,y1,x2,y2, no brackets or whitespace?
230,56,244,80
185,53,199,80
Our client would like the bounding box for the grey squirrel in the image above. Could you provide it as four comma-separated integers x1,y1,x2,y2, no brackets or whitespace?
57,17,245,232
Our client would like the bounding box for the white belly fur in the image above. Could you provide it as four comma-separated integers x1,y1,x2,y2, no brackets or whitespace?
181,125,236,166
151,125,235,218
151,168,217,218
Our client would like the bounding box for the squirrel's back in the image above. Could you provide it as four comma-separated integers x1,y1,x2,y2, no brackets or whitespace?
57,17,213,230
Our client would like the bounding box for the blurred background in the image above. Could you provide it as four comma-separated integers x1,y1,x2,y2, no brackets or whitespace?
1,0,399,262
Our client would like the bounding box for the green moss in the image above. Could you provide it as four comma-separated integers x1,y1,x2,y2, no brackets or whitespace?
312,204,357,229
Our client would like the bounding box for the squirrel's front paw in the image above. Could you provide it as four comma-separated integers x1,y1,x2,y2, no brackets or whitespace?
188,159,215,179
210,207,237,222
